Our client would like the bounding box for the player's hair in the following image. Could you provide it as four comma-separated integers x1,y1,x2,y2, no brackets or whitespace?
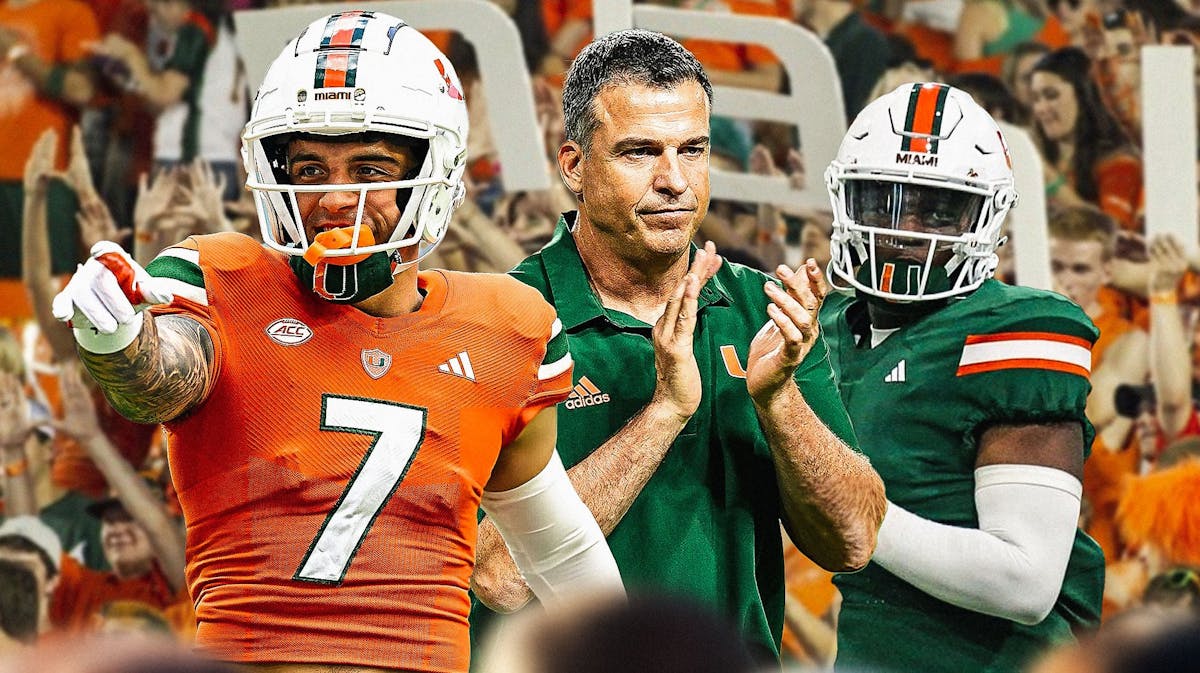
0,535,58,582
1048,205,1117,260
562,29,712,152
0,559,39,643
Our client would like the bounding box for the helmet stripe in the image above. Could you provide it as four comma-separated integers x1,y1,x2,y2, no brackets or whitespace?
314,51,360,88
928,84,950,153
321,11,373,48
901,84,921,152
901,83,950,154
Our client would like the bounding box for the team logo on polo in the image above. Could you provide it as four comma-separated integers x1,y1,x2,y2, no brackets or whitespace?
361,348,392,379
564,377,609,409
265,318,312,346
720,345,747,379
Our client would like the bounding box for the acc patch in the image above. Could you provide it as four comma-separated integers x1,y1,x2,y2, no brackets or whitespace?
265,318,313,346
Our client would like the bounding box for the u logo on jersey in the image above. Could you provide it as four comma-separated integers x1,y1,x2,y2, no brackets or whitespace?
720,345,747,379
361,348,392,379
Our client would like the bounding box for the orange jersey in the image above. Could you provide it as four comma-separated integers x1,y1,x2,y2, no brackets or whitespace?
148,233,572,671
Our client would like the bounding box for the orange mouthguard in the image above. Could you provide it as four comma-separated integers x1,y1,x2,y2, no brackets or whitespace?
303,226,376,266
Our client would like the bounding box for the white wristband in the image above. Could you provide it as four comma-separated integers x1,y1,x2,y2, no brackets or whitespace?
73,315,144,354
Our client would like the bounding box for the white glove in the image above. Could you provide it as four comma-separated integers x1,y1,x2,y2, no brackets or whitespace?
52,241,174,354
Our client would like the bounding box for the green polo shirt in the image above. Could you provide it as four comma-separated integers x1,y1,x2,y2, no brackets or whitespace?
469,214,858,661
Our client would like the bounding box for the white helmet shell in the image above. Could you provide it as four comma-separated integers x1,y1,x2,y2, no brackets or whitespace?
242,10,468,266
825,82,1017,301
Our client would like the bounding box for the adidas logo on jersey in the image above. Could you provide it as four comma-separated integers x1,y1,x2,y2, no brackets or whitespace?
564,376,610,409
884,360,907,383
438,351,476,382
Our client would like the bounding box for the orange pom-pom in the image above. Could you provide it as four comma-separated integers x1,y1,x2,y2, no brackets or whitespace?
1117,457,1200,565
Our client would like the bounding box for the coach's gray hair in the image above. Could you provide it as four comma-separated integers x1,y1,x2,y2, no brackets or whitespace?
562,29,713,152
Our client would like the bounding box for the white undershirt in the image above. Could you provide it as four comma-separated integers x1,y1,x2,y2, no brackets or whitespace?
870,325,901,348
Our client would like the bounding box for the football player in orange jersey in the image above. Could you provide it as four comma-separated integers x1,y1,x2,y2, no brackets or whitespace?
50,11,623,673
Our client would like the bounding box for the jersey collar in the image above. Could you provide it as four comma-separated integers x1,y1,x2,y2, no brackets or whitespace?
542,212,730,331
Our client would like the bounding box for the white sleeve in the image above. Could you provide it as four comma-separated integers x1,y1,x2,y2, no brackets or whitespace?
479,452,624,608
870,464,1082,625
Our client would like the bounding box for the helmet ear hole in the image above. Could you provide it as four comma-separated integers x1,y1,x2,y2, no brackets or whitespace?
824,166,839,193
393,138,431,215
262,134,293,185
994,187,1018,211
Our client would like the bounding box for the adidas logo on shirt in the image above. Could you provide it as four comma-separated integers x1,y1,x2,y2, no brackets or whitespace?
564,376,610,409
884,360,906,383
438,351,476,382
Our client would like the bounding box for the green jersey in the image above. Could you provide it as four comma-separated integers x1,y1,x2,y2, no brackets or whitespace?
469,215,858,660
820,280,1105,673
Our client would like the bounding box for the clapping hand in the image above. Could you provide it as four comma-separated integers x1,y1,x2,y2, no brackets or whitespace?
746,260,828,403
650,242,723,421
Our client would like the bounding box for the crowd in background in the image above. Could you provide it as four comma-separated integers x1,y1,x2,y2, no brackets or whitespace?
1,0,1199,670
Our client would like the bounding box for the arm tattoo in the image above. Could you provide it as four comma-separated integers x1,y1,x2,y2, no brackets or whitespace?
79,314,215,424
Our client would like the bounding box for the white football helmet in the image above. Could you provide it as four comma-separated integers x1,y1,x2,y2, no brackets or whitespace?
242,11,468,267
825,83,1017,302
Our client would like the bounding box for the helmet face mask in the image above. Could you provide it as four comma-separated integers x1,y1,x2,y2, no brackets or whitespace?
242,11,468,275
826,83,1017,302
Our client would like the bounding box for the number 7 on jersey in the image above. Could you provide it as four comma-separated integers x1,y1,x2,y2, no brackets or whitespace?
295,395,426,584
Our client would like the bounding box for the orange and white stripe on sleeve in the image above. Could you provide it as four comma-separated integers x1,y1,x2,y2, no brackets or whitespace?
956,331,1093,378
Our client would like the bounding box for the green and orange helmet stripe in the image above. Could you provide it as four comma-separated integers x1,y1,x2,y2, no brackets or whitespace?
900,83,951,154
313,11,373,88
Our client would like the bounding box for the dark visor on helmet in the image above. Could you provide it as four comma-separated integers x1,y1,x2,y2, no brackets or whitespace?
846,180,984,237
